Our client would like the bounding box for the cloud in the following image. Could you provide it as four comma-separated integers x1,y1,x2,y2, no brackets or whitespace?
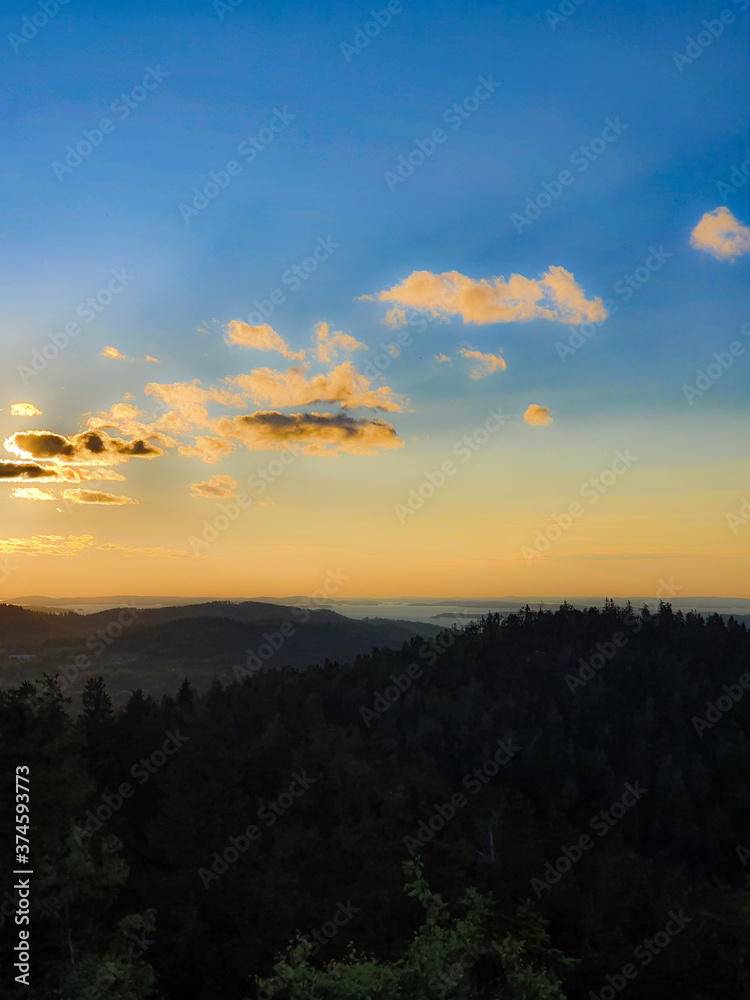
10,487,56,501
0,460,80,483
434,353,451,364
145,355,160,363
216,410,404,456
189,473,238,498
61,489,139,505
5,430,162,465
690,206,750,261
101,346,129,360
0,461,126,484
0,534,96,556
0,534,199,559
226,361,405,412
314,321,366,362
224,320,305,359
144,381,241,432
10,403,42,417
366,267,607,326
177,435,237,465
459,348,507,379
87,402,180,448
523,403,553,426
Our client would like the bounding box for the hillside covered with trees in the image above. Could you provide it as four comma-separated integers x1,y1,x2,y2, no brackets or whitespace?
1,602,749,999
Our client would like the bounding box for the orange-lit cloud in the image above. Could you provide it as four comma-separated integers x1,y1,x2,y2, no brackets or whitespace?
0,460,126,484
101,346,129,360
366,266,607,326
5,430,162,466
224,320,305,359
314,321,366,362
10,403,42,417
144,381,242,432
61,489,139,505
10,487,56,501
0,533,96,556
523,403,553,426
459,347,507,379
227,361,405,412
434,353,450,364
145,355,160,363
177,435,237,464
690,206,750,260
216,410,403,456
189,474,238,498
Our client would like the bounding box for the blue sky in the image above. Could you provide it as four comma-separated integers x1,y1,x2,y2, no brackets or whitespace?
0,0,748,598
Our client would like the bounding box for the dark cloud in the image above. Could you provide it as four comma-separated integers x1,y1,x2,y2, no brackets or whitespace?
5,430,163,465
217,410,403,455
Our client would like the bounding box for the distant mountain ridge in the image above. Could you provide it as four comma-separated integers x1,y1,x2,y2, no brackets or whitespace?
0,599,444,700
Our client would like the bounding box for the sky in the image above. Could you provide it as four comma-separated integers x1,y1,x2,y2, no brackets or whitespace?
1,0,749,600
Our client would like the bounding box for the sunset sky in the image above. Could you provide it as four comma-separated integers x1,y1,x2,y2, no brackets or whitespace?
1,0,749,599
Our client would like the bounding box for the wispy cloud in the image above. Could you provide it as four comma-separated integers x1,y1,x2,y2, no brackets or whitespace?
61,489,139,505
459,347,507,379
189,473,238,498
364,266,607,326
314,321,366,362
224,320,305,359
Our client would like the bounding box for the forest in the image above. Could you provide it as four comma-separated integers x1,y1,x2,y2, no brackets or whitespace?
1,601,749,999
